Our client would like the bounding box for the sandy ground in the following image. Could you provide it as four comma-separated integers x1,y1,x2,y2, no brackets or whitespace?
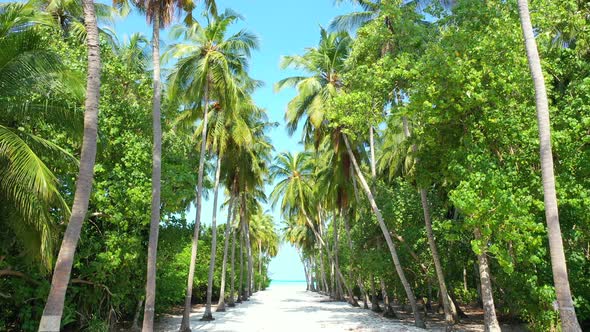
155,284,424,331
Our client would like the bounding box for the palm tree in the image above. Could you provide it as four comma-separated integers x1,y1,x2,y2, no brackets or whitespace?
39,0,101,329
166,9,258,329
343,134,425,328
216,188,236,312
215,95,262,311
109,0,214,329
517,1,582,330
250,211,279,290
275,28,352,147
0,1,82,269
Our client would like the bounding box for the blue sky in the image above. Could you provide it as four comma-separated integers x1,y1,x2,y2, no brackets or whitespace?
109,0,356,281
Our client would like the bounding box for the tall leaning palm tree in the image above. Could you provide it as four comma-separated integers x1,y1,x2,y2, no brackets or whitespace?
39,0,101,330
166,10,258,329
517,1,582,330
343,134,425,328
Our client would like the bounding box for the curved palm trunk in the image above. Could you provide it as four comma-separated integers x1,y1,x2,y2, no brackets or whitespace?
517,1,582,330
180,80,210,332
343,135,425,328
228,222,237,307
474,229,500,331
201,155,222,321
39,1,101,330
402,116,457,324
142,12,162,331
217,192,235,312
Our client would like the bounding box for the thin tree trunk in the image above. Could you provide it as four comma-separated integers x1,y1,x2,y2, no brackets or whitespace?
318,246,328,294
180,79,210,332
242,195,254,299
370,275,382,313
142,12,162,331
517,1,582,330
309,257,317,292
463,266,468,292
239,222,245,302
343,135,425,328
301,252,310,290
228,222,237,307
380,278,397,318
201,155,222,321
369,126,376,178
402,116,457,324
341,211,360,307
258,240,262,291
359,276,370,309
217,191,235,312
39,1,101,329
333,212,344,301
474,228,500,332
132,299,143,331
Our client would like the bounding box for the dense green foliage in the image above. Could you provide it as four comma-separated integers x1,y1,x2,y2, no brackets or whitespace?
281,0,589,330
0,2,276,330
1,0,589,330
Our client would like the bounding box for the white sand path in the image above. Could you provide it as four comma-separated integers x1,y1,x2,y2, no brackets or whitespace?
155,284,424,332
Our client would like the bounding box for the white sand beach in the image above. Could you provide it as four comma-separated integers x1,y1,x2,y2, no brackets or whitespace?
155,284,424,332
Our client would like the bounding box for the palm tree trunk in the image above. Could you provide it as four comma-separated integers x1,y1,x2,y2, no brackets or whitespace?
343,134,425,328
39,1,101,330
239,227,245,301
201,155,222,321
228,219,237,307
333,212,344,301
318,246,328,294
217,191,235,312
258,240,262,291
517,1,582,330
402,116,457,323
180,79,210,332
301,252,310,290
247,233,253,296
309,258,316,291
474,228,500,332
142,12,162,331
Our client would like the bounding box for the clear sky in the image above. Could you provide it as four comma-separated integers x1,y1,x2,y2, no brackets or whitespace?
106,0,357,281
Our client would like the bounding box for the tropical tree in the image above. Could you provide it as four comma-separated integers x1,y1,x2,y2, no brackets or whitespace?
0,1,81,269
39,0,102,329
516,0,582,330
166,11,259,326
275,27,352,147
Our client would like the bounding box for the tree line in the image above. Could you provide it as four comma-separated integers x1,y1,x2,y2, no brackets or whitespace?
277,0,588,331
0,0,279,331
